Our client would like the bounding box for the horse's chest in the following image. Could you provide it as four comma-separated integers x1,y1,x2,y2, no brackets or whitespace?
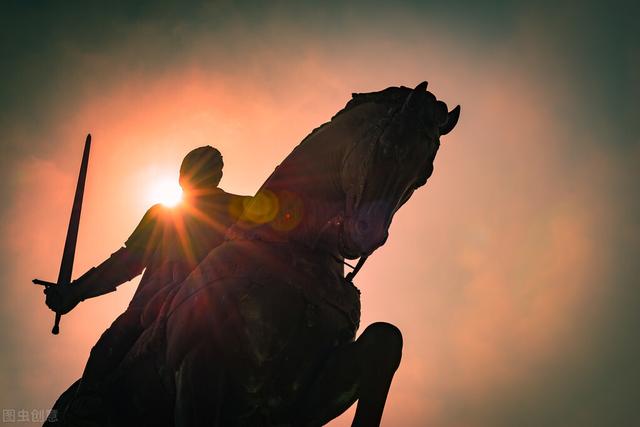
233,271,360,410
237,273,359,364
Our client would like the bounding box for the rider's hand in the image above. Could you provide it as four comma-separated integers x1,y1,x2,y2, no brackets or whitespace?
44,285,81,314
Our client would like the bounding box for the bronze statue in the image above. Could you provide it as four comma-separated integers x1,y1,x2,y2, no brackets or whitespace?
45,82,459,426
44,146,250,422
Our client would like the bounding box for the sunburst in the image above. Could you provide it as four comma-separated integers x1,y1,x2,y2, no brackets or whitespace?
147,176,183,207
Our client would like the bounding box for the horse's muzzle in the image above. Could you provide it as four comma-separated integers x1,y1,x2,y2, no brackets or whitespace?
342,214,390,258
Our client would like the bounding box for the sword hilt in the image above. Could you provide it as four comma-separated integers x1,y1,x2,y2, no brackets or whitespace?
33,279,63,334
52,315,61,335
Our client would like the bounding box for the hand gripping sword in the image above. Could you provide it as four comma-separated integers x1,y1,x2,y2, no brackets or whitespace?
33,134,91,335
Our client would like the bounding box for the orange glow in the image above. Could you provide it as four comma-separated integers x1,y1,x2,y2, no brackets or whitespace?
2,24,621,427
147,176,183,207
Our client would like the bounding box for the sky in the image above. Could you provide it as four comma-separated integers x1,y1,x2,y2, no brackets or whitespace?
1,1,639,426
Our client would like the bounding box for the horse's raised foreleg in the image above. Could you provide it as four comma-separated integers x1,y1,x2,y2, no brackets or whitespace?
297,322,403,427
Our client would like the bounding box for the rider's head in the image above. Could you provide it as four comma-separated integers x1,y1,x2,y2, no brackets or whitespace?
179,146,224,193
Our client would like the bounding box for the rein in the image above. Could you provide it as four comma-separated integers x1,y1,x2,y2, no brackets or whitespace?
312,107,401,283
332,109,401,283
307,212,369,283
344,256,368,282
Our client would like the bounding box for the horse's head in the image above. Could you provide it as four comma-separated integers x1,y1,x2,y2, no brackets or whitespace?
338,82,459,259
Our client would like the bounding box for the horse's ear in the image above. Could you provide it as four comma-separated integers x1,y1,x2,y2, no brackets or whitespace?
440,105,460,136
402,82,428,112
414,81,428,91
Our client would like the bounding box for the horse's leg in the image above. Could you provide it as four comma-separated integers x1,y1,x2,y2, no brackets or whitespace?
297,322,403,427
349,322,403,427
174,342,224,427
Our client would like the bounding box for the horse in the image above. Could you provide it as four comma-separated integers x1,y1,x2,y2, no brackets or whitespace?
49,82,459,427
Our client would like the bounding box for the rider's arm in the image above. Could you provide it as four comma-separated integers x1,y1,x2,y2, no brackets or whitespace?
70,204,167,301
69,246,146,300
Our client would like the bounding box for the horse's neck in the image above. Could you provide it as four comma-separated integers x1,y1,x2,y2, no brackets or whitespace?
263,133,345,243
231,117,358,255
271,123,346,199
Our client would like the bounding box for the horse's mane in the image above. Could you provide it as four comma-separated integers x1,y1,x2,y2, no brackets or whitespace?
333,86,411,120
296,86,412,148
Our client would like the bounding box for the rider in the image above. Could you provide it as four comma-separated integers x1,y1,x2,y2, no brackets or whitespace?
44,146,250,404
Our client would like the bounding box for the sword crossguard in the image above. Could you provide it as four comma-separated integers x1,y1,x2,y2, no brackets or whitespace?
32,278,58,287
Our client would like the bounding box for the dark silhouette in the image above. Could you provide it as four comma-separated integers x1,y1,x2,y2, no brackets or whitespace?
34,134,92,335
44,146,250,422
46,82,459,426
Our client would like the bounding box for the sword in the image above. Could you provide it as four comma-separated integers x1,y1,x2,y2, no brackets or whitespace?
33,134,91,335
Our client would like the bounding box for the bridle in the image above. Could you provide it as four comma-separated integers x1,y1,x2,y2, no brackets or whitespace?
319,104,403,282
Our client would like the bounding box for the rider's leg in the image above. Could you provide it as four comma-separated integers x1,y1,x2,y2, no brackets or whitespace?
43,379,81,427
296,322,403,427
174,342,224,427
77,309,144,395
62,309,144,424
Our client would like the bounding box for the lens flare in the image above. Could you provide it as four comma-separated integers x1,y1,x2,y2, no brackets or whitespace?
242,189,279,225
148,177,183,207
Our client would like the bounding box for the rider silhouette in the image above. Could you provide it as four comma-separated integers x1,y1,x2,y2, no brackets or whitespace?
44,146,250,409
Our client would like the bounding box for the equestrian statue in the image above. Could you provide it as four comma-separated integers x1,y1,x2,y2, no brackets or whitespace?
43,82,460,426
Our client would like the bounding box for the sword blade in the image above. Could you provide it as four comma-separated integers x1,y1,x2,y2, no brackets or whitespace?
52,134,91,334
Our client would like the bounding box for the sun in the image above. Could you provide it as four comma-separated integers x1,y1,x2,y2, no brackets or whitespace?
148,177,183,207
